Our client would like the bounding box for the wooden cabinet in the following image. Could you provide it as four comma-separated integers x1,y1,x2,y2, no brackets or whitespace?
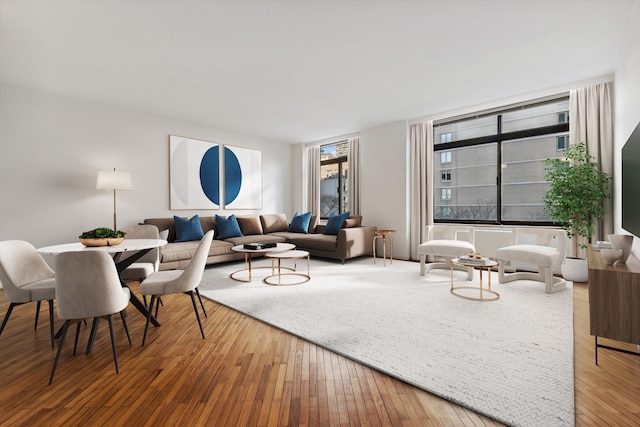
587,247,640,363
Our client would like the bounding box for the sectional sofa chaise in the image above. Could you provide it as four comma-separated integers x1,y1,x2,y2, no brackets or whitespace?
142,214,377,270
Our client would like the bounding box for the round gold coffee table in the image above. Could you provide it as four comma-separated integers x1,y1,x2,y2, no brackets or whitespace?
450,258,499,301
230,243,295,282
264,250,311,286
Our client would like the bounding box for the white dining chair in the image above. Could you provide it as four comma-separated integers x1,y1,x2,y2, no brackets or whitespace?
49,251,132,385
140,230,213,345
0,240,57,348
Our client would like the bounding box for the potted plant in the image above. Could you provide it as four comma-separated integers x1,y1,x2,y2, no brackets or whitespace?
79,227,126,247
543,141,610,281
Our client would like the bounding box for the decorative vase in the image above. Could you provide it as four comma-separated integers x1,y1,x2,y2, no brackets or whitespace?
561,257,588,283
79,237,124,247
599,248,622,265
607,234,633,264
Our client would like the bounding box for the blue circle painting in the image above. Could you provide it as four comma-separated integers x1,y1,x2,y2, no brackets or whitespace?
200,146,220,205
225,147,242,205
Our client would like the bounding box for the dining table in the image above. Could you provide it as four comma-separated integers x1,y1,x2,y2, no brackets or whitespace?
38,238,168,349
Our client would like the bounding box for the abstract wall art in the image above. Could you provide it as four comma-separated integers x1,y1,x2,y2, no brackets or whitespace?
169,135,221,209
224,145,262,209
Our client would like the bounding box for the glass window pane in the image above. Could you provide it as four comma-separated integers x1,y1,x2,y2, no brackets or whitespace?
320,163,339,217
501,134,568,221
433,144,497,221
502,99,570,133
434,115,498,144
341,161,348,213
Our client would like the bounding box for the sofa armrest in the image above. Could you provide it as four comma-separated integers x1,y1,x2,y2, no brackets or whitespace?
335,226,378,259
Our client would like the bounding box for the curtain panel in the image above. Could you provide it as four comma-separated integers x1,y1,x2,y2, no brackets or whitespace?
347,137,360,215
305,145,321,215
570,81,614,256
409,121,434,261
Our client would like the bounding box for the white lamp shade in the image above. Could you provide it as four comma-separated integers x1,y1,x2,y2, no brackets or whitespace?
96,170,132,191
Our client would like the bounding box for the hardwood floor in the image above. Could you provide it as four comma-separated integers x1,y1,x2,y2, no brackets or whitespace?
0,277,638,426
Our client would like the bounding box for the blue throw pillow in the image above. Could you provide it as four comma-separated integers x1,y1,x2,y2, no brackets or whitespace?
174,215,205,242
323,211,350,235
215,214,244,239
289,211,312,233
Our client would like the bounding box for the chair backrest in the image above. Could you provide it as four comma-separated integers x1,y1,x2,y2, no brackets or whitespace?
166,230,214,293
0,240,55,303
119,225,161,268
426,225,475,245
55,251,129,320
512,227,567,267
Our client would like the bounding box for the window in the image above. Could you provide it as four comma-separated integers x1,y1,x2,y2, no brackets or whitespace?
440,151,452,164
433,96,569,224
320,141,349,218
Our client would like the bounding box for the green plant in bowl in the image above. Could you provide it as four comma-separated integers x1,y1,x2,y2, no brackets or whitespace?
79,227,126,239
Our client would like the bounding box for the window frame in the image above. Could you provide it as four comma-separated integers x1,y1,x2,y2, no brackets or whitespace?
320,141,349,219
433,95,570,226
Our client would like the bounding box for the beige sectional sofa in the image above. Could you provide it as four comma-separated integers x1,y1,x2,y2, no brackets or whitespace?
142,214,377,270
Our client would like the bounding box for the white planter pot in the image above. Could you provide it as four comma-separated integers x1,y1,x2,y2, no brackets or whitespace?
561,257,588,283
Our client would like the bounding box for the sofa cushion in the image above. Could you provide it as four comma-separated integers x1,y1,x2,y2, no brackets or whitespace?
344,215,362,228
215,214,243,239
289,211,312,233
143,218,177,242
260,214,288,233
324,211,350,235
161,240,233,263
174,215,205,242
237,215,263,235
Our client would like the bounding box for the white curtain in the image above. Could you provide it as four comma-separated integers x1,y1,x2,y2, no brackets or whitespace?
570,82,614,255
305,145,321,215
347,136,360,215
409,121,434,261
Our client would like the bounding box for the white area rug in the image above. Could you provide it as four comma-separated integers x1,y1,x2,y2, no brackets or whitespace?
199,257,574,427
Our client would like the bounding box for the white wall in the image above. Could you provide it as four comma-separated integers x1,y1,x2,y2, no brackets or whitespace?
360,120,410,259
0,83,293,249
614,1,640,255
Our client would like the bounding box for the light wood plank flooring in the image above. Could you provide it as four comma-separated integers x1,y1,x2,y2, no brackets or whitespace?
0,275,638,426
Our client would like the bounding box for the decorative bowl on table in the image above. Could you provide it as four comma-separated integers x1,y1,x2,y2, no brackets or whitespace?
599,248,622,265
79,227,125,247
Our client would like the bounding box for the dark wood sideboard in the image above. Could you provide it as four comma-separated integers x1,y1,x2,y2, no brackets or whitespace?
587,246,640,364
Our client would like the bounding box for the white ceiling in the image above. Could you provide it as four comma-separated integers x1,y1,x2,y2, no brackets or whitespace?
0,0,635,143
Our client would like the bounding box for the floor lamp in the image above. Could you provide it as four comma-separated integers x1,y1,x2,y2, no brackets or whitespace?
96,168,132,231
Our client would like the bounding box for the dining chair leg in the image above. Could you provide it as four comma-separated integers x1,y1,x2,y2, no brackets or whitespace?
48,300,55,348
49,319,70,385
142,295,156,346
120,310,131,345
107,315,119,374
86,317,100,354
35,301,41,330
0,303,16,336
73,321,82,356
195,288,207,318
189,291,205,339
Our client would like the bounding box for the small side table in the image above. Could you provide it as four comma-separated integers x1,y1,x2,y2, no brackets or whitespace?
450,258,499,301
372,229,396,266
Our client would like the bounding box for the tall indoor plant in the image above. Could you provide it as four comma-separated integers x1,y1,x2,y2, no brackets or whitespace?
543,141,610,281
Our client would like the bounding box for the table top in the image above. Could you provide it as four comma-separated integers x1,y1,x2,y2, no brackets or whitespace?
38,239,168,255
373,229,396,235
266,250,310,259
231,242,295,254
452,257,497,268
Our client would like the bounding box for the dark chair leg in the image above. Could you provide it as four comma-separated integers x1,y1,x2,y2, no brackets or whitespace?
86,317,100,354
0,303,16,336
195,288,207,318
189,291,205,339
142,296,156,346
120,310,131,345
73,321,82,356
107,315,119,374
48,300,55,348
35,301,41,330
49,319,70,385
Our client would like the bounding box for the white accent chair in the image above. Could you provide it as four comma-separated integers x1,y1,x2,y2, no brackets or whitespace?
495,228,567,294
119,224,162,282
418,226,476,280
50,251,132,385
140,230,214,345
0,240,56,348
